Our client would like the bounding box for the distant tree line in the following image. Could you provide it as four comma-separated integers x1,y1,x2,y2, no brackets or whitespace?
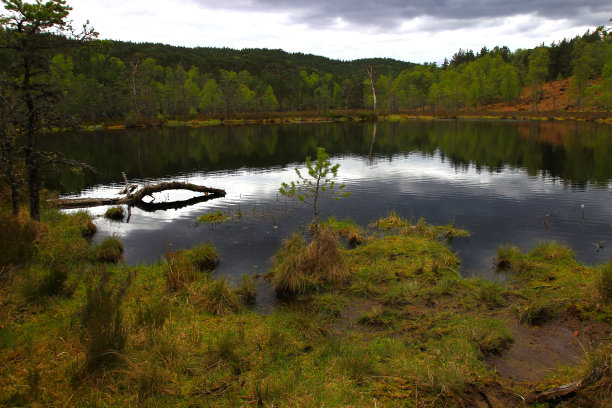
2,23,611,125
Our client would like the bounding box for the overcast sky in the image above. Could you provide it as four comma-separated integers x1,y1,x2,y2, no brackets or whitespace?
68,0,612,63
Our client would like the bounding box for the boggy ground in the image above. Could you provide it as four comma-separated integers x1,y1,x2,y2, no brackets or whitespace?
0,209,610,407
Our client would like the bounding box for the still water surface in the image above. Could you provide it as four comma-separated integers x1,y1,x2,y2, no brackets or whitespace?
41,120,612,308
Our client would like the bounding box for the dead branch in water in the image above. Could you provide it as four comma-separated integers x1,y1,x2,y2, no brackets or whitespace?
52,181,226,210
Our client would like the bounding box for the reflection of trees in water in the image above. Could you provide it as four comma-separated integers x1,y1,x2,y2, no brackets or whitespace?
38,121,612,193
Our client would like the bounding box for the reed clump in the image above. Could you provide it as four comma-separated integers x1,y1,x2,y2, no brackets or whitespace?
269,225,348,294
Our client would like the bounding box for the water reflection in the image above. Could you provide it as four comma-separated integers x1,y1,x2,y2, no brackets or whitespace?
44,120,612,309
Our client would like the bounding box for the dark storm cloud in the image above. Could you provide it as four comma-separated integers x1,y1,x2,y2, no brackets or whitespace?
191,0,612,29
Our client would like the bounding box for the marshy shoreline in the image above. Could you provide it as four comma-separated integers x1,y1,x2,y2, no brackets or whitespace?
1,208,610,407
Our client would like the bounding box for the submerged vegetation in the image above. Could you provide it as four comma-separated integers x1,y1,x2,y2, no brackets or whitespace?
197,210,230,224
1,207,610,406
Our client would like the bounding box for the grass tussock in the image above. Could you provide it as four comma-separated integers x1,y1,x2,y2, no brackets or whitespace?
528,240,575,262
79,268,131,372
372,211,408,230
104,206,125,221
163,256,196,292
269,225,348,294
599,261,612,303
187,278,243,315
89,237,123,263
197,210,230,224
495,244,522,270
166,242,220,271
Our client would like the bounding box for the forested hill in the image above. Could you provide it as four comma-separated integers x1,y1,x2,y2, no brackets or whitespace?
99,40,415,78
4,26,608,122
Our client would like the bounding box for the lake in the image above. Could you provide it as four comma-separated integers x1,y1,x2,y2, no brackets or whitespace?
40,119,612,309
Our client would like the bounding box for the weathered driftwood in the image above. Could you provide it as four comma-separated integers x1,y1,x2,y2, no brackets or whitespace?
527,364,608,403
54,181,226,210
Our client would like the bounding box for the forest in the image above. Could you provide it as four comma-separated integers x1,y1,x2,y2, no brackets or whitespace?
2,24,611,122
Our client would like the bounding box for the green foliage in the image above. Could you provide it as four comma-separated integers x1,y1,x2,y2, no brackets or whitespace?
279,147,349,219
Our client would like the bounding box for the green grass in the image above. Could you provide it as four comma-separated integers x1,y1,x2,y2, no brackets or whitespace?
104,206,125,221
197,210,230,224
1,209,610,407
89,237,124,263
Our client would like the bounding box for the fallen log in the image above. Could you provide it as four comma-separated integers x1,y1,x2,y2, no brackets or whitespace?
53,181,226,210
527,363,609,403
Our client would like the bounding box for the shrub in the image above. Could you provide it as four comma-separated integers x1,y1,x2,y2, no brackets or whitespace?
104,206,124,221
79,268,131,371
89,237,124,263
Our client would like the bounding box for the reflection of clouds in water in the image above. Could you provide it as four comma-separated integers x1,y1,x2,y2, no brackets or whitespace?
64,152,612,228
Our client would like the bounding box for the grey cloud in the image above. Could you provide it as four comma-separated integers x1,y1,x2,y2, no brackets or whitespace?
189,0,612,30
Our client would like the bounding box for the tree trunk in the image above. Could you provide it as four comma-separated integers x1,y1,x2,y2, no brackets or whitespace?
23,54,40,221
366,66,377,112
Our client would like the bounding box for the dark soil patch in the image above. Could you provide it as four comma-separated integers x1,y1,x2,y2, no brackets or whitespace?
488,315,611,383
